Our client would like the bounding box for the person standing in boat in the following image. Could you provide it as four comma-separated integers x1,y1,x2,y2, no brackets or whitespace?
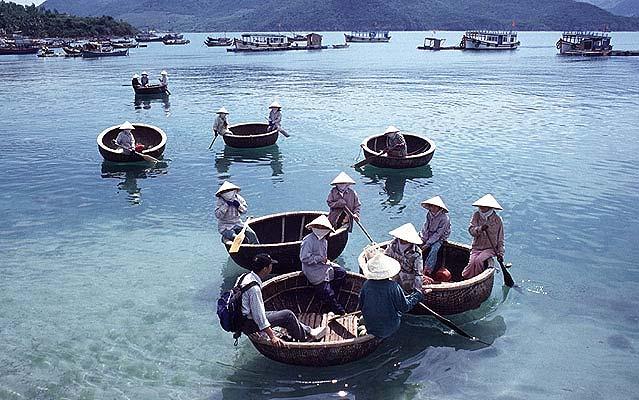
419,196,452,282
300,215,346,315
131,74,141,89
462,194,504,279
140,71,149,87
358,253,425,339
239,253,327,346
384,223,430,291
158,70,168,87
267,101,288,136
213,107,232,139
214,181,259,244
384,125,407,157
326,172,361,231
114,121,136,155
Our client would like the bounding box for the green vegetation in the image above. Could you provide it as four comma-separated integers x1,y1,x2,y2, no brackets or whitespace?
0,1,137,38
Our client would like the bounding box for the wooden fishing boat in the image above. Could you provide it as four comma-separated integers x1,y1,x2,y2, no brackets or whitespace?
460,31,520,50
205,36,232,47
221,122,279,148
133,84,169,96
97,123,167,163
82,48,128,58
357,240,495,315
344,31,391,43
223,211,349,274
0,45,39,55
332,43,349,49
247,271,382,366
358,133,435,169
556,31,612,56
163,38,190,45
62,46,82,57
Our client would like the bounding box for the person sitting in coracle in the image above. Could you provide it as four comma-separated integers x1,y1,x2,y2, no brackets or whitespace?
159,70,168,87
214,181,259,244
300,215,346,315
140,71,149,87
326,171,361,231
212,107,232,139
462,194,505,279
384,223,428,291
131,74,141,88
383,125,407,157
419,195,452,282
358,253,425,339
114,121,136,155
239,253,327,346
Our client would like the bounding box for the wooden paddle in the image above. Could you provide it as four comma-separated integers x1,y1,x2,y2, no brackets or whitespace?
352,145,387,169
485,232,515,288
415,302,490,345
229,217,252,253
265,117,290,137
344,206,376,244
208,132,218,149
135,151,159,164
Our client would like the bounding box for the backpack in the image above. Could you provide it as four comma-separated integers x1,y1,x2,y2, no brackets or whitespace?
217,273,258,338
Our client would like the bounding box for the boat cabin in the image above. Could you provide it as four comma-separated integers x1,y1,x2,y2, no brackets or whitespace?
240,33,288,46
419,37,446,50
556,31,612,55
288,33,323,49
462,30,519,49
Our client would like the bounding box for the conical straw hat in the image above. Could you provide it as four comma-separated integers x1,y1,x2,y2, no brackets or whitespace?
161,70,168,75
472,194,503,210
420,195,448,212
119,121,135,130
330,172,356,185
361,253,400,280
269,101,282,108
216,107,229,114
141,71,148,75
215,181,241,197
388,223,423,245
132,73,140,79
305,215,334,231
383,125,400,134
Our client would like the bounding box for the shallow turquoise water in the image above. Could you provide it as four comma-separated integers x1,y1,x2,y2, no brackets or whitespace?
1,31,638,399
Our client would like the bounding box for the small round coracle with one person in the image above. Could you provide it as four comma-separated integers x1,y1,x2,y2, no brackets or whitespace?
299,215,347,315
383,125,407,158
238,253,328,347
114,121,145,155
214,181,259,244
461,194,505,279
383,223,430,292
419,195,452,283
326,171,361,232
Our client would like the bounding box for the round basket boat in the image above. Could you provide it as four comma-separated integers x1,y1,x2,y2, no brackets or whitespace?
360,133,435,169
223,211,349,275
222,122,279,148
133,84,169,96
247,271,382,366
97,123,167,163
357,240,494,315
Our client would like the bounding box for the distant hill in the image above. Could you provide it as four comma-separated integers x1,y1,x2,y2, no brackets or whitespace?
40,0,639,31
581,0,639,17
0,2,137,38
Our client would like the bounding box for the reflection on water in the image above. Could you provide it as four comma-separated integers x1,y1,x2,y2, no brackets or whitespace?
100,161,169,205
214,144,283,178
356,165,433,206
133,94,171,114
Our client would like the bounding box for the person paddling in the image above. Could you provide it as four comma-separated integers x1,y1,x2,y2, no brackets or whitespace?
326,172,361,231
213,107,232,140
159,70,168,87
267,101,288,136
131,74,141,89
383,125,407,157
462,194,505,279
214,181,259,244
114,121,136,155
384,223,428,291
140,71,149,87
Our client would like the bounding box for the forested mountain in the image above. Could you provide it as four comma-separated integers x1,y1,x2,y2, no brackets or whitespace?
39,0,639,31
581,0,638,17
0,1,137,37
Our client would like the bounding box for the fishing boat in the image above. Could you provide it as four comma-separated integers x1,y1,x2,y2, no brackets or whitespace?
556,31,612,56
460,31,520,50
246,271,382,366
97,123,167,163
36,46,57,57
133,84,169,96
332,43,349,49
0,44,39,55
357,241,495,315
417,37,459,51
220,122,279,148
111,38,139,48
357,133,436,169
227,33,325,52
222,211,349,274
163,38,190,45
344,31,391,43
81,43,129,58
135,31,164,42
205,36,232,47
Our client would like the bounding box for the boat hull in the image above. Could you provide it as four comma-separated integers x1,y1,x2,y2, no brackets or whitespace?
222,122,279,148
344,34,390,43
0,47,39,55
463,39,519,50
133,85,169,96
360,133,435,169
97,123,166,163
223,211,349,274
82,49,129,58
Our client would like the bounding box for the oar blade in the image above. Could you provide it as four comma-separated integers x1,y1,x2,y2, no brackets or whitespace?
352,158,371,169
229,231,245,253
501,264,515,287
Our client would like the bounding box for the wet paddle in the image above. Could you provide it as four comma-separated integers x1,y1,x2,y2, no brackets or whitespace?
344,206,376,244
229,217,252,253
352,146,387,169
415,302,490,345
208,132,218,149
485,232,515,288
135,151,159,164
265,117,290,138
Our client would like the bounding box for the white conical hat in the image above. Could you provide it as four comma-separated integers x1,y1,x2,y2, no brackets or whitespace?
472,194,503,210
389,223,423,245
216,107,229,114
384,125,400,134
119,121,135,130
215,181,241,196
132,73,140,79
160,70,168,75
305,215,334,231
330,172,356,185
420,195,448,212
141,71,148,75
269,101,282,108
361,253,401,280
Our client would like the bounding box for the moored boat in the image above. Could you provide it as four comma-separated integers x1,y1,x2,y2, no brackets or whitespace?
221,122,279,148
163,38,190,45
358,132,436,169
227,33,325,52
82,44,128,58
62,46,82,56
332,43,349,49
97,123,167,163
417,37,459,50
205,36,233,47
556,31,612,56
135,31,164,42
358,241,495,315
344,31,391,43
246,271,381,366
460,30,520,50
222,211,349,274
0,45,39,55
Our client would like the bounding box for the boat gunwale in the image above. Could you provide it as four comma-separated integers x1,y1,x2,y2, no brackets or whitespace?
97,122,167,155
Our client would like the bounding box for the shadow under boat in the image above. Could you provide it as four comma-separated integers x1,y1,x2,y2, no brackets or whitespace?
355,164,433,205
100,161,169,204
214,143,283,177
134,93,171,111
